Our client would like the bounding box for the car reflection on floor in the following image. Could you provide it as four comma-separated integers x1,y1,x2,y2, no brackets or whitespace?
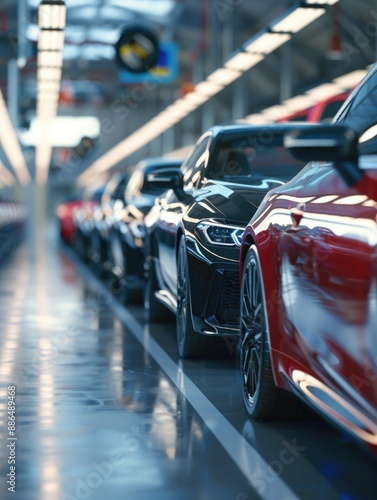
0,239,376,500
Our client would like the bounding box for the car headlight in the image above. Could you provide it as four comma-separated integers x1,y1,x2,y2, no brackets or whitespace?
196,221,244,247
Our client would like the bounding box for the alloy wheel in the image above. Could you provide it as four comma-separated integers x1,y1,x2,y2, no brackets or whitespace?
240,253,264,408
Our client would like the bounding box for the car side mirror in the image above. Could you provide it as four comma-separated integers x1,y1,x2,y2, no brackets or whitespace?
285,125,362,186
147,167,184,191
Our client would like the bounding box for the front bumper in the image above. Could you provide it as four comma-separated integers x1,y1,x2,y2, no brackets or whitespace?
186,239,240,336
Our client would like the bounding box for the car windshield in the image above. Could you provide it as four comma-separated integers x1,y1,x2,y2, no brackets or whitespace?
335,64,377,154
207,136,305,184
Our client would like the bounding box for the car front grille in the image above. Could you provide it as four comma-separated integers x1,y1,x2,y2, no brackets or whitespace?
216,270,240,327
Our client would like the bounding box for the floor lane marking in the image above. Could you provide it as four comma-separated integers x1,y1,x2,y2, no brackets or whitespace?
68,250,300,500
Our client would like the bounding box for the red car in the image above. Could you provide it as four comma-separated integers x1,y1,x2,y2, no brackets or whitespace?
57,188,104,245
277,91,350,124
239,63,377,454
306,90,350,123
57,200,85,244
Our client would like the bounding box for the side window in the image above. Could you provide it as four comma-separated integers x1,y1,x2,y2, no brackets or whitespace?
181,137,210,190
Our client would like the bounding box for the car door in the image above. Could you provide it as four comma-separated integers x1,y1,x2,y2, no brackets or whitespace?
283,158,377,418
155,137,210,296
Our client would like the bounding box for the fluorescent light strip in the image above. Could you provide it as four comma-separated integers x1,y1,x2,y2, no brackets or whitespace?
225,52,263,72
38,80,61,92
183,92,209,106
35,142,53,185
35,2,66,185
207,67,242,86
194,81,224,97
165,100,194,114
38,29,64,51
0,160,16,186
333,69,366,89
0,90,30,184
245,32,291,54
305,0,339,4
282,94,317,113
238,114,268,124
271,8,325,33
38,66,62,80
35,118,54,185
38,50,63,68
241,66,368,124
305,82,345,101
39,1,66,30
261,105,288,121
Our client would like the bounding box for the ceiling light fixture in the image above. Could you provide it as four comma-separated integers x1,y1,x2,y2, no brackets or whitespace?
245,32,291,54
194,81,224,97
38,50,63,68
305,82,344,100
305,0,339,5
271,7,326,33
0,90,30,184
37,67,62,81
183,92,209,106
38,29,65,51
207,67,242,86
333,69,366,89
37,80,61,92
38,0,66,30
36,0,66,184
225,52,263,72
280,94,317,113
0,160,16,186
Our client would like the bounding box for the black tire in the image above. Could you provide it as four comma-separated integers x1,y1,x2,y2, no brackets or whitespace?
73,230,84,258
74,231,89,262
101,237,113,280
144,256,171,322
121,243,142,305
88,232,102,275
240,246,303,419
176,238,201,358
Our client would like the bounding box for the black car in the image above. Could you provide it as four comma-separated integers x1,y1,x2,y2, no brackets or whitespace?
73,184,105,261
108,157,184,303
144,123,310,358
89,173,129,276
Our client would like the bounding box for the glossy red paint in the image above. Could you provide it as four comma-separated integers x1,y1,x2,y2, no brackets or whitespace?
306,91,350,122
276,108,311,123
240,63,377,451
241,160,377,452
276,91,350,124
57,200,92,244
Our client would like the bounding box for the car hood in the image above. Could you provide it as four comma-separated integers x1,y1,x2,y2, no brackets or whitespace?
187,179,283,225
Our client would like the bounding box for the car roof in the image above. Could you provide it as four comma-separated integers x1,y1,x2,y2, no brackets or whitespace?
138,157,185,170
208,122,318,138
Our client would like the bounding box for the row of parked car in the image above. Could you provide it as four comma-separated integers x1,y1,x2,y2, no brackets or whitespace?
57,64,377,456
0,198,26,261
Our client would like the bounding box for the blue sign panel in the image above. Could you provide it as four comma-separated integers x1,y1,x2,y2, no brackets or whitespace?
119,42,178,84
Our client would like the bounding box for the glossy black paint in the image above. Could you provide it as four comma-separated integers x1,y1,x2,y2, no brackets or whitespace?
108,158,184,294
145,123,309,336
87,174,129,274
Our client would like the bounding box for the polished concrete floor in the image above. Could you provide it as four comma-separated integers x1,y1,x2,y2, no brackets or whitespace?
0,232,377,500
